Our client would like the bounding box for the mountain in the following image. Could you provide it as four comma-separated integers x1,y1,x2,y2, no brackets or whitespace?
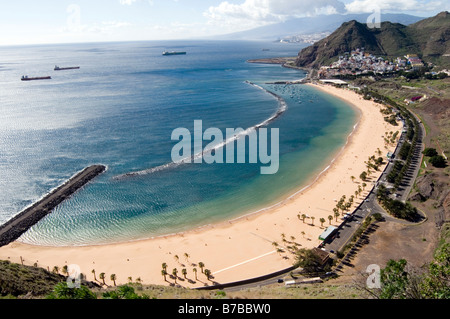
295,11,450,68
218,13,424,41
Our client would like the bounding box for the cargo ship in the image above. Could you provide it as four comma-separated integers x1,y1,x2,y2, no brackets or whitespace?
21,75,52,81
54,65,80,71
162,51,187,56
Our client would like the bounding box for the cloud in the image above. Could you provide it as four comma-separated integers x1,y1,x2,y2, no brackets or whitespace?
345,0,448,13
267,0,345,16
119,0,138,5
61,20,132,35
204,0,347,29
119,0,155,5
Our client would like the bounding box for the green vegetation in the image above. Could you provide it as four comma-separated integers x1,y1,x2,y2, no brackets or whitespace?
377,184,420,221
294,249,331,275
423,148,438,157
0,260,65,298
429,155,447,168
422,148,447,168
46,282,97,299
102,284,149,299
372,242,450,299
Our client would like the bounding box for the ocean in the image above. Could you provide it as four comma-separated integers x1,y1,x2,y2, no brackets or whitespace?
0,40,356,246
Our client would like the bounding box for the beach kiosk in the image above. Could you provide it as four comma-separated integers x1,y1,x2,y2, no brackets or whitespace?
319,226,338,242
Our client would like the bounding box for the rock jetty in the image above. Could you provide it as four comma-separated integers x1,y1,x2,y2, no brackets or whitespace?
0,165,106,247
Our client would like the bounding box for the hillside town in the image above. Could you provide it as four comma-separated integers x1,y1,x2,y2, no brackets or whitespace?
279,32,331,44
317,48,425,78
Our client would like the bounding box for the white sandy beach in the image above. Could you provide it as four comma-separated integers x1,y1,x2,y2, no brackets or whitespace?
0,83,401,288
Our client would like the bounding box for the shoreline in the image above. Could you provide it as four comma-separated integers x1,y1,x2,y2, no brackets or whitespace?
14,81,354,249
0,83,400,288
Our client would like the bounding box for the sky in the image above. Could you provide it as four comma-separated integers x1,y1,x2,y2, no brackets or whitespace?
0,0,447,45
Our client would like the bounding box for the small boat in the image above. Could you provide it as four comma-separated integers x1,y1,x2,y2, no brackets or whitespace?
54,65,80,71
21,75,52,81
162,51,187,56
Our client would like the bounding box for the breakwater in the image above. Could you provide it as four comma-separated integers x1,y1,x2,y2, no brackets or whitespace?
0,165,106,247
113,81,287,180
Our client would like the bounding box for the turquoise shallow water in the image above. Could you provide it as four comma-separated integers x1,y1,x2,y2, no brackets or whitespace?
0,41,355,246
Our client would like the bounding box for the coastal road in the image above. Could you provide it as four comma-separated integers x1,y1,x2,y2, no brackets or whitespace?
322,111,426,254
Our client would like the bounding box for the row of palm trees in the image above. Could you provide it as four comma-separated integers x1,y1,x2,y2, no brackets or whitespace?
297,213,333,227
48,265,118,287
91,269,117,286
295,148,382,233
161,260,212,285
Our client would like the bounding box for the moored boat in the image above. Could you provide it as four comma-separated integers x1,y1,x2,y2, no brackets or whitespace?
21,75,52,81
54,65,80,71
162,51,187,56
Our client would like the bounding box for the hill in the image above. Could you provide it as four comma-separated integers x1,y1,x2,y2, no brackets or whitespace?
217,13,423,42
295,11,450,68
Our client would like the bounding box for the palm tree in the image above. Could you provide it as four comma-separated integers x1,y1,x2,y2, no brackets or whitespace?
99,272,106,285
351,175,356,182
272,241,279,248
174,255,179,263
290,236,296,242
182,268,187,279
62,265,68,276
319,218,325,227
53,266,59,274
345,201,352,211
328,215,333,225
276,248,284,255
311,216,315,226
301,231,306,238
333,208,339,221
172,268,178,284
198,262,205,273
204,269,211,281
110,274,117,286
91,269,97,281
184,253,190,263
161,269,168,282
301,214,307,223
193,268,198,280
362,182,367,191
128,276,133,283
162,262,167,271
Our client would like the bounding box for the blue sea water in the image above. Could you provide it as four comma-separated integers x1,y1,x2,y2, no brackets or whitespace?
0,40,356,246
